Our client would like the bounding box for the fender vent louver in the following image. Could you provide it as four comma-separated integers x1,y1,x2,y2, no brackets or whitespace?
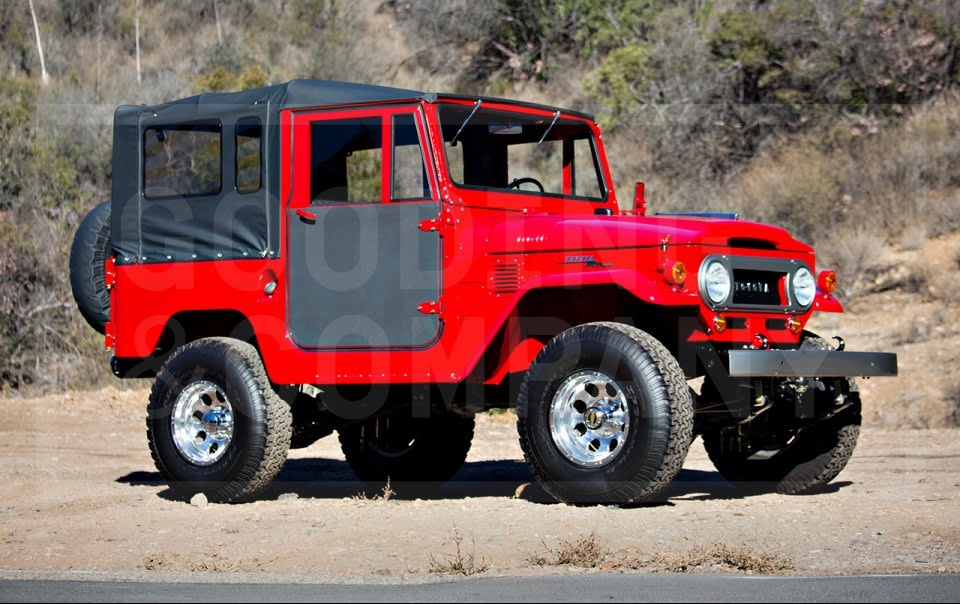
490,262,521,294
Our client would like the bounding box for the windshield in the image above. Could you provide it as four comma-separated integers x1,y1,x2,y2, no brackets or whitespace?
438,103,605,201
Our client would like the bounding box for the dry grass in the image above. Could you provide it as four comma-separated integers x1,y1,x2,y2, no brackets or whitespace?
817,230,890,297
428,527,489,576
528,535,794,574
141,552,250,573
915,238,960,303
352,477,395,502
718,92,960,248
650,543,795,574
528,532,609,568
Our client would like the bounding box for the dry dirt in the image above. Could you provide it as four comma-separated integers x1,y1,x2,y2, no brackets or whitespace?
0,388,958,580
2,232,958,580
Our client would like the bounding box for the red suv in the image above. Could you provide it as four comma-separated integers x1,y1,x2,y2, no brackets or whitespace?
70,80,897,504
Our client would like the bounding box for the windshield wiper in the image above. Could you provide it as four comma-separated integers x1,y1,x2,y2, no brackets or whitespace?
530,111,560,159
450,100,482,147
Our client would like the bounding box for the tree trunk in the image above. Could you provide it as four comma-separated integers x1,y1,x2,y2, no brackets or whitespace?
96,2,103,101
27,0,49,85
214,0,223,46
135,0,142,86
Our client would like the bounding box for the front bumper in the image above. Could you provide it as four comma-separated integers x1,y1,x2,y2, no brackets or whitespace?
728,349,898,378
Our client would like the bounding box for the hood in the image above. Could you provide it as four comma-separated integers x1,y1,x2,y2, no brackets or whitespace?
486,213,813,255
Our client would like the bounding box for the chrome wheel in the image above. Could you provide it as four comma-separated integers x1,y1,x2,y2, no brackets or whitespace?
549,370,630,468
171,380,234,466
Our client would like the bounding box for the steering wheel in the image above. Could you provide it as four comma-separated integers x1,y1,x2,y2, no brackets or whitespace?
507,177,545,193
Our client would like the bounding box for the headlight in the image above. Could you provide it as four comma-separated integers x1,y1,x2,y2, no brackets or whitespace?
703,261,731,305
792,267,815,307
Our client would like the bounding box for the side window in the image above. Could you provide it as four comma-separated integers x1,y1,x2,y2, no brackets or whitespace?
573,137,603,199
310,116,382,203
443,141,464,184
392,114,431,200
143,123,221,198
236,117,262,193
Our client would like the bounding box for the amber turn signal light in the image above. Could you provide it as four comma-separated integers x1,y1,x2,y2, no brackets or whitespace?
818,270,838,294
670,261,687,285
713,313,727,333
787,316,803,335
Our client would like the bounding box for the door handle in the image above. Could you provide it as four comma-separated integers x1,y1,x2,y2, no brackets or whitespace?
296,208,317,223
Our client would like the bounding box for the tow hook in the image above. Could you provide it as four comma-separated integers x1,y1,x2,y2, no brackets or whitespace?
832,336,845,351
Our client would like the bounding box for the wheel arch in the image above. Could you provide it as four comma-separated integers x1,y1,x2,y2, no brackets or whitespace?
111,309,264,379
470,282,697,390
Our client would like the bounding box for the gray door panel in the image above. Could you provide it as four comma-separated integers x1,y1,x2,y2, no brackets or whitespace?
287,202,440,348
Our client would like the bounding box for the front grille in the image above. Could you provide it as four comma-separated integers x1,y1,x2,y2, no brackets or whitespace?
732,269,783,306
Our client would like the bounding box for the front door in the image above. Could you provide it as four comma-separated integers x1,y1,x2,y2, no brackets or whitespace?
286,106,441,349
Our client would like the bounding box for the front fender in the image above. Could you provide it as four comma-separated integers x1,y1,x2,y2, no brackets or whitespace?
469,268,698,385
813,292,843,313
523,268,700,306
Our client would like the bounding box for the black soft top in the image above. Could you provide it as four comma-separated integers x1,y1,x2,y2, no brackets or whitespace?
111,80,593,266
141,79,430,113
134,79,594,120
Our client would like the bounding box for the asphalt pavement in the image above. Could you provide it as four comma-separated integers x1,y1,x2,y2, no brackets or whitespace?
1,573,958,602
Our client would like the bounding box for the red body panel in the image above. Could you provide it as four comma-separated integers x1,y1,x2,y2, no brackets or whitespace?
110,97,834,386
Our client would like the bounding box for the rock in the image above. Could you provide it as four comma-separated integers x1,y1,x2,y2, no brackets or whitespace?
190,493,208,508
278,492,299,501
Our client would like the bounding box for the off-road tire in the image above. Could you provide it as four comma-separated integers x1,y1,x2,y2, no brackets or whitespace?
69,200,111,333
146,338,292,503
338,413,475,484
702,332,861,495
516,322,694,505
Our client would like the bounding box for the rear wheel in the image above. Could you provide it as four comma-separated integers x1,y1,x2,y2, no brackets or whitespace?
146,338,292,502
701,332,861,494
517,322,694,505
338,412,475,485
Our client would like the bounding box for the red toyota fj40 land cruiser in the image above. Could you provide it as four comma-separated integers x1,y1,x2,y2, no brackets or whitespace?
70,80,897,504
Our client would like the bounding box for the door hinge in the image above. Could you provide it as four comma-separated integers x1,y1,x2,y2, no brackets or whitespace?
418,211,454,233
418,217,444,232
417,299,443,316
104,321,115,349
104,256,116,290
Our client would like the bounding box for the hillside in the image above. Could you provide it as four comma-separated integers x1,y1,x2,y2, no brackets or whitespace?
0,0,957,427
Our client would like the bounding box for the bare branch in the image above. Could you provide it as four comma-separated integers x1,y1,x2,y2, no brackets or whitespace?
27,0,49,85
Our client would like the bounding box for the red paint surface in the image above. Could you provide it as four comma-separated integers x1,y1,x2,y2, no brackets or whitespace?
111,97,831,386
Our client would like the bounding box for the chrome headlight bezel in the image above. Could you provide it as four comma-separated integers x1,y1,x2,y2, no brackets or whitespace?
790,266,816,309
701,260,732,306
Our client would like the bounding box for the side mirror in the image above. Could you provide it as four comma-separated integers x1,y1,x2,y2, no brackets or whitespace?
633,182,647,216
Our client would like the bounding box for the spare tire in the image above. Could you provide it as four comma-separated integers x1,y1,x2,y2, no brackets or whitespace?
70,200,112,334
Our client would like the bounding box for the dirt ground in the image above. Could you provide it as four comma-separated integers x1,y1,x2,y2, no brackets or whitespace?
0,387,957,580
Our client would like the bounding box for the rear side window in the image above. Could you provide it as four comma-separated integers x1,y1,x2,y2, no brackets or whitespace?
143,123,221,198
236,117,262,193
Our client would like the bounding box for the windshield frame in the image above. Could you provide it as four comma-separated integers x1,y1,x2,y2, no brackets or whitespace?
430,100,615,211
